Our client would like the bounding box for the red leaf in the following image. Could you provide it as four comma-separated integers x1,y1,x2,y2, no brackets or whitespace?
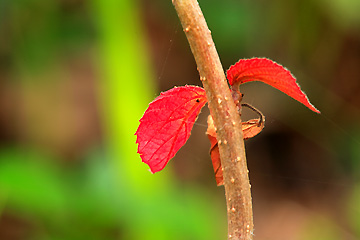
242,118,265,140
226,58,320,113
206,114,265,186
135,86,207,173
206,115,223,186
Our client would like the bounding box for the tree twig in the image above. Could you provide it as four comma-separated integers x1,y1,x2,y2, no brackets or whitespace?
172,0,254,239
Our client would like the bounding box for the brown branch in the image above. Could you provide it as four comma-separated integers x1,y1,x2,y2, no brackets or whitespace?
172,0,254,239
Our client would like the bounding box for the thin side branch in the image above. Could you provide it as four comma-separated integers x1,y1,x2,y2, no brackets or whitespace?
172,0,253,239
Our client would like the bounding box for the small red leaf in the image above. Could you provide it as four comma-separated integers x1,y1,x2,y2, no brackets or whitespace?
227,58,320,113
242,118,265,140
206,115,223,186
135,85,207,173
206,114,265,186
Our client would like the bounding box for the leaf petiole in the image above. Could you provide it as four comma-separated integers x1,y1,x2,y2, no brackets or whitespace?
241,103,265,127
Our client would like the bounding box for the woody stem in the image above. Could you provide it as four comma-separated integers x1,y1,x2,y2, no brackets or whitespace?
172,0,254,239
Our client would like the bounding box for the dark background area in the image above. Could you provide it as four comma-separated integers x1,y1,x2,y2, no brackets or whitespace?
0,0,359,239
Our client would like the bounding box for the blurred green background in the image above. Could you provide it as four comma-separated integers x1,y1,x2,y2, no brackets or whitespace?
0,0,359,239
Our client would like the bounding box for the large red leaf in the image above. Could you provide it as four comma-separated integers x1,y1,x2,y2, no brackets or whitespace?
135,85,207,173
226,58,320,113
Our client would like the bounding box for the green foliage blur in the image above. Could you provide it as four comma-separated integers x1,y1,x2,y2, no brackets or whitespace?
0,0,359,239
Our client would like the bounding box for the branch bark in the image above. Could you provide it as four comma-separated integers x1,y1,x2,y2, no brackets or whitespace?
172,0,253,239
